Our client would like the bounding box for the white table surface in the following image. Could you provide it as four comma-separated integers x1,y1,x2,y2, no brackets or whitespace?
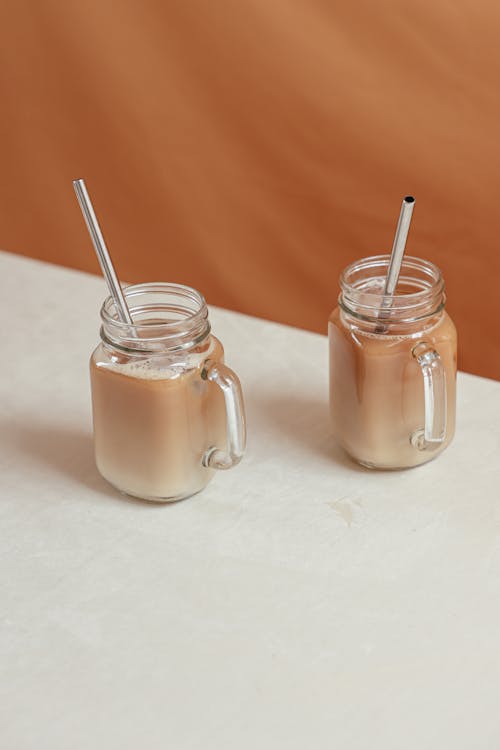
1,250,500,749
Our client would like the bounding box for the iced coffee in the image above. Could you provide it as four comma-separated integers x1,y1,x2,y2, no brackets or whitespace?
329,255,457,469
90,283,246,501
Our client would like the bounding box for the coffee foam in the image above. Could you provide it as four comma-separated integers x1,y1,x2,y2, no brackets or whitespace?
101,339,218,380
348,313,444,342
106,360,186,380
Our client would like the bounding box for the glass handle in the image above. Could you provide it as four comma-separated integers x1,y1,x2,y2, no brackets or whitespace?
411,341,447,450
202,360,247,470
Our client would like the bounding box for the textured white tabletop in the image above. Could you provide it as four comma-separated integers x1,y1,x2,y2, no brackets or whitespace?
1,251,500,749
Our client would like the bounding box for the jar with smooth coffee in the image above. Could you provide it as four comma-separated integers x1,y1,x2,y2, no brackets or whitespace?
90,283,246,501
329,255,457,469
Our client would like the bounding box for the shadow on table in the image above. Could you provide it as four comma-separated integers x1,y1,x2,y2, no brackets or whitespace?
7,421,161,507
253,393,369,474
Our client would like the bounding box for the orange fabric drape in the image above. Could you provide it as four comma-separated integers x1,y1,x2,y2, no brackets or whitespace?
0,0,499,377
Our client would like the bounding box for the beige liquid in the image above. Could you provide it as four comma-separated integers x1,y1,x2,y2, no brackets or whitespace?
329,309,457,468
90,338,227,501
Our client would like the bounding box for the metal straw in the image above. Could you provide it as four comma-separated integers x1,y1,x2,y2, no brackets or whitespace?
73,178,133,325
377,196,415,328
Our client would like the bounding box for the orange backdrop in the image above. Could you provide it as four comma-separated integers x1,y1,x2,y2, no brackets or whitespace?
1,0,499,378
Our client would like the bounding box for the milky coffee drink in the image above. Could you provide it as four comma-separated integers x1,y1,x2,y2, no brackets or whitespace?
329,256,457,469
91,338,227,500
90,283,246,501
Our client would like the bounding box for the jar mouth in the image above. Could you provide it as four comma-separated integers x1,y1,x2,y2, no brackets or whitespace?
100,282,210,352
339,255,445,323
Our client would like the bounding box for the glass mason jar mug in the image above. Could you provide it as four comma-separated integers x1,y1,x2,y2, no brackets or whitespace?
329,255,457,469
90,283,246,501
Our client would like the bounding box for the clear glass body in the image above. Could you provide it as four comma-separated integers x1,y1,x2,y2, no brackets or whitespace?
90,283,246,502
329,256,457,469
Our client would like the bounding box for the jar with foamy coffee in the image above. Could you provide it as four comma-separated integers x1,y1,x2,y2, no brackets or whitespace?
90,283,246,501
329,255,457,469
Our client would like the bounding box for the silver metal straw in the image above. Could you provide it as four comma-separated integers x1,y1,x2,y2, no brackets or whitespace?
384,196,415,296
73,178,133,325
377,196,415,328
